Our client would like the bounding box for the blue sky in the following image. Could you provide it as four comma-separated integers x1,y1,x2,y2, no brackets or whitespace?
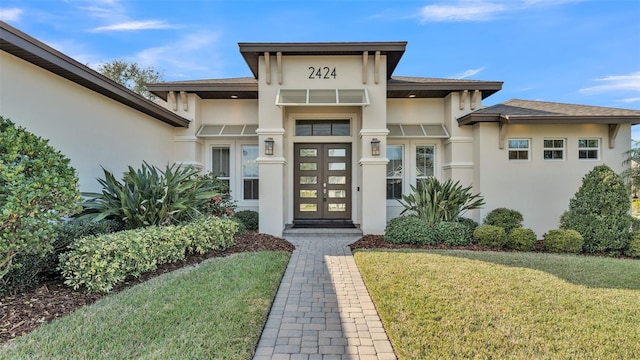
2,0,639,134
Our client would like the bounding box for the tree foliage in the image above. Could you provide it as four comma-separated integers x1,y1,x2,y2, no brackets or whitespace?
0,117,80,279
96,59,164,99
560,165,632,253
621,140,640,197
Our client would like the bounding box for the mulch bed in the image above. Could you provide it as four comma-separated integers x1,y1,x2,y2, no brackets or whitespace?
0,232,294,344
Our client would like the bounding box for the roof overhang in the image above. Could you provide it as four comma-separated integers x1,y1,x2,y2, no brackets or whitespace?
458,113,640,126
388,79,503,99
147,80,258,101
0,21,189,128
238,41,407,79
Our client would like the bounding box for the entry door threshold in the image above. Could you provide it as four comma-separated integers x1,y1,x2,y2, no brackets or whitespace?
291,220,356,229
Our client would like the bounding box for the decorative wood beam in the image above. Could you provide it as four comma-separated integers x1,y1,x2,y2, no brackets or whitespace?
277,51,283,85
471,90,481,110
180,91,188,111
168,91,177,111
459,90,468,110
362,51,368,84
374,51,380,84
609,123,621,149
264,52,271,85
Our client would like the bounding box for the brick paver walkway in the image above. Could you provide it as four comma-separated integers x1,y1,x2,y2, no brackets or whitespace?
253,236,397,360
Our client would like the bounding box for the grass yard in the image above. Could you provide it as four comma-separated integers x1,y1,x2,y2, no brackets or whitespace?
355,250,640,360
0,251,290,360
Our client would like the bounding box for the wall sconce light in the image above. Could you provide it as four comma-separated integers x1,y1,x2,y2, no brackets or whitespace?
371,138,381,156
264,137,275,155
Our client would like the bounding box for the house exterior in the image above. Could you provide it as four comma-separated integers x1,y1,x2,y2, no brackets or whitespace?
2,21,639,238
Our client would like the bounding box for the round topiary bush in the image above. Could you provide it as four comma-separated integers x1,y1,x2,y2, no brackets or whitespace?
559,165,632,254
385,216,436,245
484,208,523,234
233,210,259,231
543,229,584,254
435,221,472,246
473,225,507,249
626,231,640,258
506,227,537,251
0,117,80,279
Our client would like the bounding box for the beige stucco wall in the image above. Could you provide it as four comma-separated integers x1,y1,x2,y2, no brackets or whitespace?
472,122,631,238
0,51,177,193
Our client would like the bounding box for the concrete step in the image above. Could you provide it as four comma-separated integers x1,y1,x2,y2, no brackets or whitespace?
283,227,363,238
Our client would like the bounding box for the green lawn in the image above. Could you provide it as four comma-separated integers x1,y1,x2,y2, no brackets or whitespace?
355,250,640,360
0,251,290,360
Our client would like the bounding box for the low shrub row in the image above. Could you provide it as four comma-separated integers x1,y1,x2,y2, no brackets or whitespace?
0,219,121,296
385,216,477,246
59,216,238,293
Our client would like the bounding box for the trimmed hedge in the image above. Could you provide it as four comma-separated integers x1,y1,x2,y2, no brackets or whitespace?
484,208,523,234
59,216,238,293
385,216,436,245
506,228,537,251
473,225,507,249
0,219,120,296
435,221,472,246
457,217,479,243
543,229,584,254
626,231,640,258
233,210,259,231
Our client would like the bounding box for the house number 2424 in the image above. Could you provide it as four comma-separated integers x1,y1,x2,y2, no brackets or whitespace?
308,66,337,79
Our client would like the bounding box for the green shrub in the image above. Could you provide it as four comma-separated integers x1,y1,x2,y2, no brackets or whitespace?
473,225,507,249
435,221,472,246
399,177,485,227
233,210,259,231
197,173,237,217
506,228,537,251
59,217,238,293
543,229,584,254
484,208,524,234
385,216,436,245
0,117,80,279
230,217,247,235
457,217,479,243
78,162,219,229
0,219,121,296
560,165,632,253
626,231,640,258
633,218,640,232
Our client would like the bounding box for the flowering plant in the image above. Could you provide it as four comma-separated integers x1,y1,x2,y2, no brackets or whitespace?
196,173,237,217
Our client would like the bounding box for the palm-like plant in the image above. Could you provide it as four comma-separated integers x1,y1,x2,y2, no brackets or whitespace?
79,162,219,228
398,177,485,227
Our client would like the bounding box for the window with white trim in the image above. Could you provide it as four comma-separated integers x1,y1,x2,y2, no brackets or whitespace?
543,139,565,160
386,145,403,199
211,147,230,186
416,145,435,190
578,139,599,160
508,139,530,160
242,145,259,200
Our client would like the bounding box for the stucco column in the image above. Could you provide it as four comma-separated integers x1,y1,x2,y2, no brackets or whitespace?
359,129,389,234
256,128,286,237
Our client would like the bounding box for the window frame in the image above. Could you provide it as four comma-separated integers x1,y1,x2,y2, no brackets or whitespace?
508,138,531,161
207,140,259,207
578,138,600,160
241,144,259,200
543,138,565,161
386,144,404,200
415,144,436,190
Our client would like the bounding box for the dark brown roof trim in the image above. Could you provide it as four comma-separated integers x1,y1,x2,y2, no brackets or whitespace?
388,77,503,99
458,113,640,126
238,41,407,79
0,21,189,128
147,78,258,101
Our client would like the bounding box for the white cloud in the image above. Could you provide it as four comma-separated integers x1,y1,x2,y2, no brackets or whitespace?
417,0,588,23
420,1,505,22
92,20,176,32
0,7,24,22
617,97,640,104
453,66,486,79
579,71,640,94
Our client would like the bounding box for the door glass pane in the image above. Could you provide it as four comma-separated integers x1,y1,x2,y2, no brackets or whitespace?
299,162,317,170
300,190,317,198
300,176,317,184
328,204,346,212
328,162,346,171
328,149,346,157
300,203,317,212
300,149,317,157
328,176,346,184
328,190,346,198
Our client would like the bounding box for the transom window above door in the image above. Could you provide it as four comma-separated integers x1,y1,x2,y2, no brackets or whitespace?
295,120,350,136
